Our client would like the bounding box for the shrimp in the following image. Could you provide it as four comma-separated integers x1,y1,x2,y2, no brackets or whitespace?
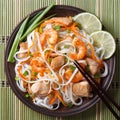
51,17,72,26
40,17,72,28
30,57,46,75
70,38,87,60
40,28,58,46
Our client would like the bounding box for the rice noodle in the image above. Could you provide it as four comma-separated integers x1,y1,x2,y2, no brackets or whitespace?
14,50,30,62
100,62,108,77
14,17,108,110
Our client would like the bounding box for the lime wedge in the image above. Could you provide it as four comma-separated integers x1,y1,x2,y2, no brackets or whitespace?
73,13,102,34
90,31,116,59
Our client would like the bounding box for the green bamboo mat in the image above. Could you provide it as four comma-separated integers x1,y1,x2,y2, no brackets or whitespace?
0,0,120,120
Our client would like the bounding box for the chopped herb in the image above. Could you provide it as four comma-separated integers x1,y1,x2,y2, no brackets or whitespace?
64,57,68,63
67,29,71,33
85,66,90,72
69,65,76,71
29,53,33,57
64,45,70,48
15,76,19,81
25,93,30,98
53,25,60,31
45,50,50,53
23,71,29,76
68,102,73,108
33,72,38,76
25,93,34,98
48,57,52,63
51,92,55,97
94,73,100,79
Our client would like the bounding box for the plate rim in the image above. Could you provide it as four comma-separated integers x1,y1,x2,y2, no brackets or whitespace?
4,5,116,116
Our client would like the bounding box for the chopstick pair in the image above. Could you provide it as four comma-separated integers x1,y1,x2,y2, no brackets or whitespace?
74,60,120,120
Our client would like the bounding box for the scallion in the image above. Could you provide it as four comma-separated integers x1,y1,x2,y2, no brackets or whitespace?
7,3,55,63
15,76,19,81
69,65,76,71
53,25,60,31
7,16,30,62
23,71,29,76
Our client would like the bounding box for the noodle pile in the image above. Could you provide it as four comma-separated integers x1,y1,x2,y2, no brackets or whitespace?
14,17,108,110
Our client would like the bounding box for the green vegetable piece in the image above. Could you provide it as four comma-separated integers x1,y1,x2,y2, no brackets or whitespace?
67,29,71,33
68,102,73,108
29,52,33,57
15,76,19,81
28,3,55,30
64,45,70,48
69,65,76,71
45,50,50,53
19,14,56,42
23,71,29,76
64,57,68,63
34,72,38,76
48,57,52,63
27,11,43,27
8,3,55,63
7,16,30,62
53,25,60,31
25,94,30,98
94,73,100,79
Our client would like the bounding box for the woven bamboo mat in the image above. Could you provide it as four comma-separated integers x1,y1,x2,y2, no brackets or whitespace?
0,0,120,120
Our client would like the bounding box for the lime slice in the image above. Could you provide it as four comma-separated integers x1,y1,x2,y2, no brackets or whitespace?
90,31,116,59
73,12,102,34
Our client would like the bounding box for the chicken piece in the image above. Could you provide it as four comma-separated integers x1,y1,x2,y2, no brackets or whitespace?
51,17,72,26
18,42,28,58
86,58,99,75
51,56,65,70
72,81,91,97
31,82,50,96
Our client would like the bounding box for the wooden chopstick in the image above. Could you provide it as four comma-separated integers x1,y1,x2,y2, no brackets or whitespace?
74,60,120,120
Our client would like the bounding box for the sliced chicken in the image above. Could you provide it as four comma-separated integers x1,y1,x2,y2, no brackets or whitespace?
51,56,65,70
86,58,99,75
18,42,28,58
72,81,91,97
31,82,50,96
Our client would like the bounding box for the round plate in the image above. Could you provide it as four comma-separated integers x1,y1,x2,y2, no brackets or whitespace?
5,5,115,116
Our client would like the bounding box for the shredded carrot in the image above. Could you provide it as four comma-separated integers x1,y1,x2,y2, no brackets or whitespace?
40,19,67,29
49,92,57,105
49,90,67,106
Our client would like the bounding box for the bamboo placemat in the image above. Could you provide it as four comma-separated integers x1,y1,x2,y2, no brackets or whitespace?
0,0,120,120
